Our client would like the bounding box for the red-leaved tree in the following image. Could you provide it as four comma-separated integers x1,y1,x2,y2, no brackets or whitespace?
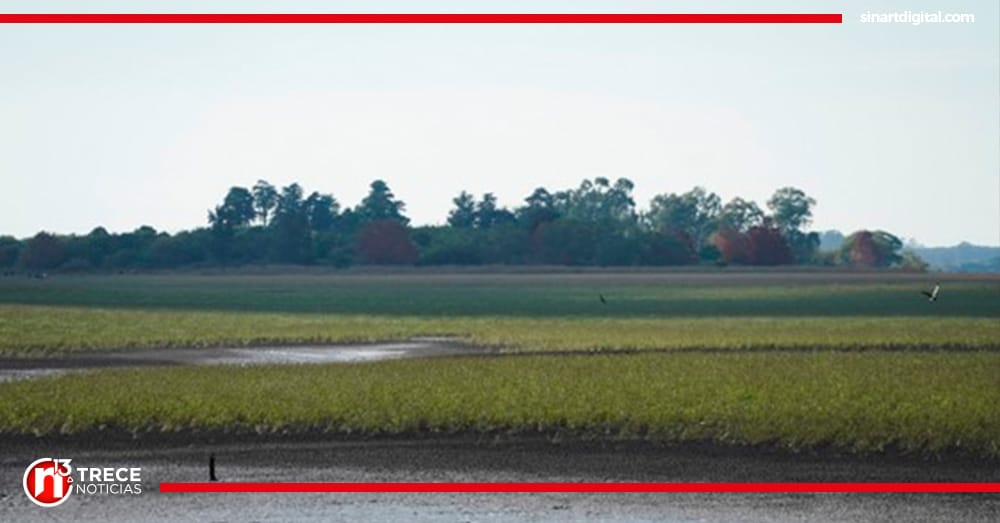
356,219,417,265
745,224,793,265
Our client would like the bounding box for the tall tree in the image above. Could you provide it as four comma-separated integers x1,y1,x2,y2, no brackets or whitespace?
447,191,477,228
840,230,903,267
20,232,67,270
766,187,816,234
475,193,515,229
646,187,721,254
0,236,21,269
208,186,256,230
224,187,256,227
304,191,339,232
271,183,312,263
557,177,637,226
718,197,764,232
516,187,560,232
745,221,794,266
356,180,408,225
767,187,819,264
252,180,279,226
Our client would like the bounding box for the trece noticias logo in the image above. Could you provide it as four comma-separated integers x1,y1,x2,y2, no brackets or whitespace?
23,458,73,507
23,457,143,507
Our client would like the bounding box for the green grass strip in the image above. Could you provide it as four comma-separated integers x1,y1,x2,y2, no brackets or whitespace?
1,352,997,457
2,305,998,356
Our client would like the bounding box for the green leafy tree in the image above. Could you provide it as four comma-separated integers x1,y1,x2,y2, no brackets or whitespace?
539,178,640,265
271,183,312,264
20,232,67,270
447,191,477,228
767,187,816,234
840,230,903,267
356,180,408,225
208,186,256,232
516,187,560,232
474,193,515,229
0,236,20,269
766,187,819,263
304,192,339,232
556,177,637,226
646,187,721,255
252,180,279,226
718,197,764,232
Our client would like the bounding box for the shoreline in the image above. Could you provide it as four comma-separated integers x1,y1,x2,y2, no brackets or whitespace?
4,430,998,481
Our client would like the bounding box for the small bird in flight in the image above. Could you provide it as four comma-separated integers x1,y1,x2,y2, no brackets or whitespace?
599,294,607,305
920,283,940,302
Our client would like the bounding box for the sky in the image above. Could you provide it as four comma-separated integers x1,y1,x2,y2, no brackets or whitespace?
1,0,998,246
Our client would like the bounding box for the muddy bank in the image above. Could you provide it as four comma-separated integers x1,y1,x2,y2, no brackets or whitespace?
0,338,489,382
2,437,998,522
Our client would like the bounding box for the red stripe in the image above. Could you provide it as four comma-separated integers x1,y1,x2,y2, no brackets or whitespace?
0,13,842,24
159,482,1000,493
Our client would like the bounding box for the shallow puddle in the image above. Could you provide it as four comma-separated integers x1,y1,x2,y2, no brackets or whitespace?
0,339,481,382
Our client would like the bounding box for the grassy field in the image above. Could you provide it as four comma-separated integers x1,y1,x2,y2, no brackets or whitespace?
2,305,999,356
0,272,998,355
1,351,997,457
1,272,998,318
1,271,997,457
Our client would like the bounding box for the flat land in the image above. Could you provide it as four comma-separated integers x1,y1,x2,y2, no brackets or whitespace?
0,271,998,460
1,271,998,355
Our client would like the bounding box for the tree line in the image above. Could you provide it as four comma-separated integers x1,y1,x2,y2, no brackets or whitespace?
0,178,924,272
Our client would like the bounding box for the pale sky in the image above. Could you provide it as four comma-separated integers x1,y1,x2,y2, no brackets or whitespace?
1,0,998,246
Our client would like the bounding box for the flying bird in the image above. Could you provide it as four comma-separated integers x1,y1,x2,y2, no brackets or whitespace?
920,283,940,302
599,294,607,305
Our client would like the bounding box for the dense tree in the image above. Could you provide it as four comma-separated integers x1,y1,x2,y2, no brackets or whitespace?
209,187,255,230
252,180,279,226
412,226,482,265
147,229,209,268
532,178,640,266
710,227,750,265
356,180,408,225
647,187,721,255
357,219,417,265
766,187,819,263
745,221,794,266
8,177,924,272
639,230,696,265
447,191,477,229
83,227,114,268
767,187,816,234
516,187,560,232
531,219,600,265
304,192,339,232
271,184,312,264
557,177,637,226
474,193,515,229
0,236,20,269
786,230,822,264
718,197,764,233
840,230,903,267
20,232,67,270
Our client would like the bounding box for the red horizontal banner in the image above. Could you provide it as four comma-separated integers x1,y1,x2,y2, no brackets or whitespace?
0,13,842,24
159,482,1000,493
